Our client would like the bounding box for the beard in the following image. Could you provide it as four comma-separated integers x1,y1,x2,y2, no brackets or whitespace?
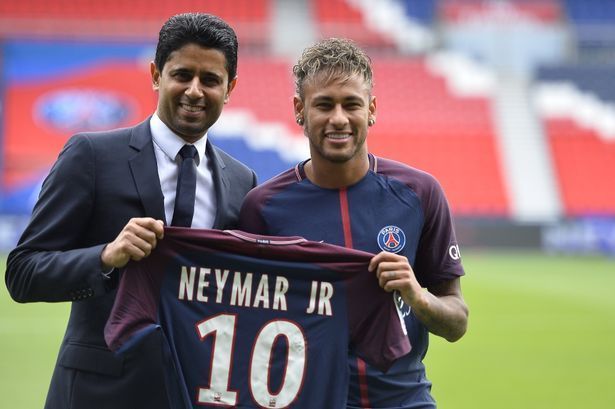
308,134,367,164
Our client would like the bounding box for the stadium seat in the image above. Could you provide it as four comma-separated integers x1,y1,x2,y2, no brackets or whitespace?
561,0,615,55
536,64,615,215
545,119,615,215
398,0,437,25
312,0,397,50
369,58,509,217
0,0,272,46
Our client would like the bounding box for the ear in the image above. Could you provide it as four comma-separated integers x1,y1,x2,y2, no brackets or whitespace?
150,61,160,91
368,95,377,123
225,76,238,103
293,95,304,117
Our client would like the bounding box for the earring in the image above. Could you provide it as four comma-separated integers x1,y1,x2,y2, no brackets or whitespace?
296,117,304,126
368,118,375,126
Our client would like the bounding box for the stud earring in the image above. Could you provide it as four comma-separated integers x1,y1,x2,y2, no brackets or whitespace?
368,118,375,126
296,117,304,126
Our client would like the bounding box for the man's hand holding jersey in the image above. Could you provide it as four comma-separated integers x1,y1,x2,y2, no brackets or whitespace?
101,218,165,269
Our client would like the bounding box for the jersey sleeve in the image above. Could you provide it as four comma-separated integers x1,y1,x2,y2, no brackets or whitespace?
414,175,465,287
104,257,164,353
376,157,465,288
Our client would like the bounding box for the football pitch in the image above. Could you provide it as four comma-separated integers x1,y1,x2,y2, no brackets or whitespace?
1,251,614,408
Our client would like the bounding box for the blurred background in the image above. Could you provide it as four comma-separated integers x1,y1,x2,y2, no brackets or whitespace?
0,0,614,408
1,0,615,254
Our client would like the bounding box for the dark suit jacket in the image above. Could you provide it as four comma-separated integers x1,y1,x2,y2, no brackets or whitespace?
5,118,257,409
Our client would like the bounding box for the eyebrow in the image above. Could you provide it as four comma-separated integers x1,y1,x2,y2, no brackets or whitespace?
312,95,365,103
168,67,193,75
169,67,223,78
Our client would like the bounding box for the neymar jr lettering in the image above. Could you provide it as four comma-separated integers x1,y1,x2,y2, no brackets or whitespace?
178,266,334,316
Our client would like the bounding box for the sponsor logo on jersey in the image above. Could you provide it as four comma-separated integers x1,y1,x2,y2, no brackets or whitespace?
377,225,406,253
449,244,461,260
34,89,135,132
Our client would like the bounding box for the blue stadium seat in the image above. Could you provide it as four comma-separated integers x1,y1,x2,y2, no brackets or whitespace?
537,65,615,102
398,0,436,25
563,0,615,24
562,0,615,53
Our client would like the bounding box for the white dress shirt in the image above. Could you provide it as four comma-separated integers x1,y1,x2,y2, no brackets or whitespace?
150,114,216,228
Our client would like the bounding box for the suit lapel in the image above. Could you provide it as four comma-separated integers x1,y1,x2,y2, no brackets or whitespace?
207,141,229,229
128,119,166,224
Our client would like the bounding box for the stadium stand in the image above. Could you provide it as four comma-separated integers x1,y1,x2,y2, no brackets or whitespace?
536,64,615,109
312,0,397,50
563,0,615,26
230,57,296,130
1,0,615,252
398,0,437,25
438,0,562,23
0,0,271,46
535,64,615,215
545,119,615,215
562,0,615,60
369,58,509,217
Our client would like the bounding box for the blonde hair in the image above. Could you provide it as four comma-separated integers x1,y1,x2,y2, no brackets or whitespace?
293,38,373,99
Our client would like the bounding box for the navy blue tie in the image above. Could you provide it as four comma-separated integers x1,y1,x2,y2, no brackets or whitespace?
171,144,198,227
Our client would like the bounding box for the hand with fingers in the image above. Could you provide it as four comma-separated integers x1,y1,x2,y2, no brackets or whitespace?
369,251,425,308
369,250,468,342
101,218,165,269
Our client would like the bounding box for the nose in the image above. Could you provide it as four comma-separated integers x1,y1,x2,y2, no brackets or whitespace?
330,105,349,128
185,78,204,99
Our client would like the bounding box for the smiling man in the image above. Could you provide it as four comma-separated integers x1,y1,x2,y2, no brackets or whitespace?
239,38,469,408
5,13,256,409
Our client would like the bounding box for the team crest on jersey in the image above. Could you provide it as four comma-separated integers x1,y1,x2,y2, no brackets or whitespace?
377,225,406,253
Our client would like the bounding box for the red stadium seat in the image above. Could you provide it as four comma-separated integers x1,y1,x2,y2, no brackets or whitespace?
312,0,397,50
230,56,297,130
0,0,271,46
545,119,615,215
369,58,509,217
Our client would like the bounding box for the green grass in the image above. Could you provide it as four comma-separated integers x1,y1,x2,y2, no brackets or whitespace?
0,256,69,409
427,251,615,408
1,252,614,408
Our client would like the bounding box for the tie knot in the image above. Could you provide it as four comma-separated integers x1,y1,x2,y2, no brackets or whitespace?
178,144,198,160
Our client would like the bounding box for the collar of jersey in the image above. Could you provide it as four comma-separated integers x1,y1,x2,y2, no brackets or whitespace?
295,153,378,182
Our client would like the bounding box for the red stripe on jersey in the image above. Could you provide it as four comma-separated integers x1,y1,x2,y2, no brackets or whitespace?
340,189,371,407
356,357,371,408
339,188,353,249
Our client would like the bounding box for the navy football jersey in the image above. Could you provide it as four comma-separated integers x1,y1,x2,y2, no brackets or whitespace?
105,228,410,409
239,154,465,408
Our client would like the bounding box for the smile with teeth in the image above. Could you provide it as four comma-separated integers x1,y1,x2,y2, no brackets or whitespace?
326,133,351,140
180,103,205,112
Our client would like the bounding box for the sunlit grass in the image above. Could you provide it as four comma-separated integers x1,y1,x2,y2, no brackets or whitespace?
2,252,614,408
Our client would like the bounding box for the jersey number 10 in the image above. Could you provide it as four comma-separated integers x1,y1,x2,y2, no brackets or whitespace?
196,313,307,408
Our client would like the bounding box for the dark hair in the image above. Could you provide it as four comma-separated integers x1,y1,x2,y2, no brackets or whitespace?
293,38,373,100
154,13,238,80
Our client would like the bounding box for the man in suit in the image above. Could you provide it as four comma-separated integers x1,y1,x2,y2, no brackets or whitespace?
4,13,256,409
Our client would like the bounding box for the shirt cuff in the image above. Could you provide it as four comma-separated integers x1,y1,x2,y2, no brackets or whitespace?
101,268,119,291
